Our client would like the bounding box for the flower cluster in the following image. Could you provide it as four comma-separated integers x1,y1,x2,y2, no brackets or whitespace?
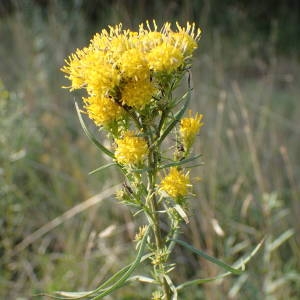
160,167,191,199
115,131,148,165
62,21,201,123
62,21,202,170
180,110,204,153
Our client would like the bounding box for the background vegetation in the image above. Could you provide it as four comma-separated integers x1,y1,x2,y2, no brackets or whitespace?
1,1,299,299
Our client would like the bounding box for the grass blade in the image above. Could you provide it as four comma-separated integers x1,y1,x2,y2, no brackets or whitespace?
268,229,294,253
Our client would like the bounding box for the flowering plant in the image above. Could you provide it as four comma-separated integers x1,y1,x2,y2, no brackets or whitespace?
58,21,262,300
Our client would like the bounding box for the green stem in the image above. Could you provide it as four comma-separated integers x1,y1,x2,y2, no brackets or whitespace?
147,137,172,300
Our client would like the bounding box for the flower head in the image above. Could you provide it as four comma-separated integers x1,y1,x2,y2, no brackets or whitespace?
180,110,204,152
159,167,191,198
115,131,148,165
118,48,150,80
61,21,201,128
61,48,89,90
83,51,120,96
147,43,184,73
83,95,125,126
121,79,156,109
170,22,201,56
140,31,164,51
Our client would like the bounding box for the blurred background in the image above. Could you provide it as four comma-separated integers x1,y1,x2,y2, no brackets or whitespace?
0,0,299,299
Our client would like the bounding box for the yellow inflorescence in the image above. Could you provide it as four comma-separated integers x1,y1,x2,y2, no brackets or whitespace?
62,21,201,126
118,48,150,80
147,43,184,73
83,95,125,126
159,167,191,198
121,78,156,109
115,131,148,165
180,110,204,151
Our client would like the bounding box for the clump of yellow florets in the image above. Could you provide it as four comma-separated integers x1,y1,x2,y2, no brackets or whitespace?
61,20,201,128
83,95,125,126
180,110,204,153
147,43,184,73
159,167,191,198
115,131,148,165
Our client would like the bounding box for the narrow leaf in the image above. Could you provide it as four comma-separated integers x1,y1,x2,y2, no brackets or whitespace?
159,154,202,169
75,102,114,158
156,89,191,147
176,238,265,291
177,272,233,289
89,163,117,175
127,275,156,284
54,291,95,299
55,228,150,299
91,227,150,299
172,239,243,275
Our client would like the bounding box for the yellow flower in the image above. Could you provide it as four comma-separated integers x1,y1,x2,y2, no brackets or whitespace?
89,32,110,52
118,48,150,80
61,47,90,90
62,48,120,96
147,42,184,73
121,79,156,109
83,51,120,96
180,110,204,152
169,22,201,56
169,32,198,56
159,167,191,198
140,31,164,51
83,95,125,126
115,131,148,165
61,21,202,129
91,24,131,55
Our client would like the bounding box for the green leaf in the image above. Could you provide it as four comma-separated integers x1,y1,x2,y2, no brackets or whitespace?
156,88,191,147
90,226,150,299
89,163,117,175
127,275,156,284
172,239,243,275
54,228,150,299
177,272,234,289
159,154,202,169
176,238,265,291
75,102,115,159
172,90,190,108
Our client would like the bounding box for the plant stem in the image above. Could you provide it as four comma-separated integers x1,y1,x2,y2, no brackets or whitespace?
147,138,172,300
